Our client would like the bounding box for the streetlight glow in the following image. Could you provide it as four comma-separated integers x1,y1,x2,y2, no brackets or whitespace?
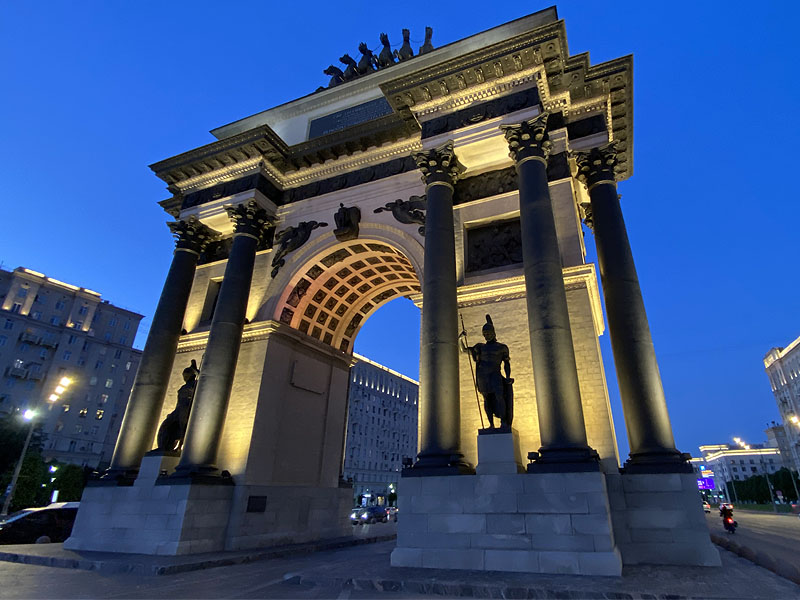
59,377,71,387
23,409,35,421
54,386,65,395
48,394,59,402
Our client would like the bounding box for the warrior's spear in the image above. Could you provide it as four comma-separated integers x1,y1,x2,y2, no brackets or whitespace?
460,313,485,429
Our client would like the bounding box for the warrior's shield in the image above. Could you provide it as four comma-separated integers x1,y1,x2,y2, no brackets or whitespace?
503,377,514,427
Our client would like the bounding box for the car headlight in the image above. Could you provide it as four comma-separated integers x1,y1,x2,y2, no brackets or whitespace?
361,513,368,519
350,512,357,519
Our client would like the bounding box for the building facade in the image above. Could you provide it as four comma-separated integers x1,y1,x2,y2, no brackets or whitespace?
0,267,143,469
764,336,800,472
342,353,418,503
698,443,781,483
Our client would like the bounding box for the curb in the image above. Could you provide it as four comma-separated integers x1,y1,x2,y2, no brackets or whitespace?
709,533,800,585
0,534,396,576
292,573,726,600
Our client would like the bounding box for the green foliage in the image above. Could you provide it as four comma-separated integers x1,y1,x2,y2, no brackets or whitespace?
7,452,49,513
0,415,44,476
727,468,800,504
52,464,88,502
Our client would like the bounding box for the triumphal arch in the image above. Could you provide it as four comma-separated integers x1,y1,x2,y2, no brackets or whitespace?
67,7,719,574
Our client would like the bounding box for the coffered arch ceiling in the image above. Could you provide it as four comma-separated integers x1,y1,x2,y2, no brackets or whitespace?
273,240,420,353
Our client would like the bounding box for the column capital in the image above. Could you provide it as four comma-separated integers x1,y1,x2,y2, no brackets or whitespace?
572,142,623,190
412,142,465,188
501,112,552,165
224,199,272,239
167,217,217,254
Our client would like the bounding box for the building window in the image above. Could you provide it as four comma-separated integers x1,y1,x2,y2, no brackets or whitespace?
82,341,90,351
11,303,22,314
73,320,83,330
90,425,99,435
62,351,71,361
104,333,111,342
50,317,60,326
94,360,103,370
68,335,76,345
99,394,108,404
119,336,127,345
4,319,13,330
79,407,88,418
55,421,64,432
114,349,122,359
125,361,132,371
105,379,113,388
68,440,76,451
63,404,70,412
17,288,28,298
89,376,97,386
78,305,88,316
77,357,85,367
0,336,6,347
123,320,130,331
55,300,65,311
95,410,104,420
31,311,41,321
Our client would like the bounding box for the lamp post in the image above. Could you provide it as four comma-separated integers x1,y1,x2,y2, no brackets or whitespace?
734,436,777,513
1,376,72,517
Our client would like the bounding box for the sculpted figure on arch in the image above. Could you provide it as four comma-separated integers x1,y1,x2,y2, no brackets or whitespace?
460,315,514,430
156,360,199,452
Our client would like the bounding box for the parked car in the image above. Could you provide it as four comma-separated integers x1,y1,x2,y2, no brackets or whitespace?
702,502,711,513
0,502,79,544
350,506,388,525
386,506,398,522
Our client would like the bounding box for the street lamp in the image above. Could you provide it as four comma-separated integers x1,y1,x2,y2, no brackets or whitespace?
1,376,72,517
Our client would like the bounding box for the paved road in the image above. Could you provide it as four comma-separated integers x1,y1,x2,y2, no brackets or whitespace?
705,510,800,565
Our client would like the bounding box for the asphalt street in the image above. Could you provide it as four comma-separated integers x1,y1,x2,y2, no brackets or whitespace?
705,509,800,565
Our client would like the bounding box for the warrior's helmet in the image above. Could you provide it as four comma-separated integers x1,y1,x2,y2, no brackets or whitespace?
482,315,496,340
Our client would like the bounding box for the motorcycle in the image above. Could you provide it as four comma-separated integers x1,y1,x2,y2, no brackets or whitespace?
723,516,738,533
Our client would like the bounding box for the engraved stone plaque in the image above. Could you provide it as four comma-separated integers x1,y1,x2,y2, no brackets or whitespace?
308,98,393,139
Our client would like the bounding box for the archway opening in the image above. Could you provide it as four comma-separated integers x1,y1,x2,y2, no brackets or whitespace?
273,239,420,354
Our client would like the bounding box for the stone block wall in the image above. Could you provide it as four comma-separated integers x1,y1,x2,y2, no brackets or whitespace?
224,484,353,551
391,472,622,576
606,472,721,566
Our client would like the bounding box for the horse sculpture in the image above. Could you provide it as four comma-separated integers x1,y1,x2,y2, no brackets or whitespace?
323,65,344,87
339,54,358,81
377,33,396,68
419,26,434,55
357,42,376,75
394,29,414,62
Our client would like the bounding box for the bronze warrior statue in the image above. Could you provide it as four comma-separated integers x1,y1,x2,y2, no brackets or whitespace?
156,359,199,452
460,315,514,430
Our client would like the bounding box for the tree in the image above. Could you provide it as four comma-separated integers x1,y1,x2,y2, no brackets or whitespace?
52,464,88,502
6,452,49,513
0,414,44,476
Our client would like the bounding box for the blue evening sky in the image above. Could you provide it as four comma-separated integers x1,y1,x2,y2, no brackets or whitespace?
1,2,797,460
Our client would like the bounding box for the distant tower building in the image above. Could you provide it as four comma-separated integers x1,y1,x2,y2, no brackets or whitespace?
342,354,418,504
764,336,800,472
0,267,143,469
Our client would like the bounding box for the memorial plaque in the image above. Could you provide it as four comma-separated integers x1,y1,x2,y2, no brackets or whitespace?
308,98,392,139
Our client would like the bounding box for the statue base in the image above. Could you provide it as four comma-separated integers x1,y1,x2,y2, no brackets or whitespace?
139,450,180,483
476,428,523,474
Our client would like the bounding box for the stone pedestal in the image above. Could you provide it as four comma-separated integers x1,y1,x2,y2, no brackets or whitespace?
65,479,234,555
606,472,721,566
137,452,180,484
391,472,622,575
476,429,523,475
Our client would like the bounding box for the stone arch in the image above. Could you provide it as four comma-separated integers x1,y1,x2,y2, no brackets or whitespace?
256,223,423,353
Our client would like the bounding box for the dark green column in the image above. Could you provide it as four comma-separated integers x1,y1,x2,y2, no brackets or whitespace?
407,142,473,476
502,114,599,471
574,143,690,473
104,218,215,482
173,200,271,480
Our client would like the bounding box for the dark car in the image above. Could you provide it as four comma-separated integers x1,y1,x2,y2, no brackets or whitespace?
350,505,388,525
0,502,79,544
